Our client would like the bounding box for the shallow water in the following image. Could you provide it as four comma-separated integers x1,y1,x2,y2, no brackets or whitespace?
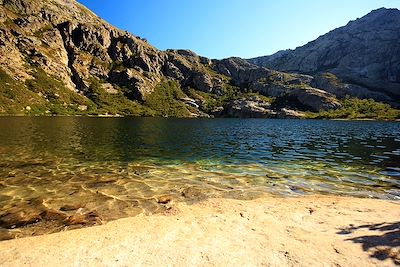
0,117,399,239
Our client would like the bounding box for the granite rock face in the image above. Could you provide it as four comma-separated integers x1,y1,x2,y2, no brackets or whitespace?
0,0,167,99
248,8,400,105
211,58,341,112
224,95,275,118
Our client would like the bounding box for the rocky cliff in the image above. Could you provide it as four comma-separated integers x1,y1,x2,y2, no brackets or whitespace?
248,8,400,107
0,0,396,117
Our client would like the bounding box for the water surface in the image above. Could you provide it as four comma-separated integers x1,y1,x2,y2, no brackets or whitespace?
0,117,399,238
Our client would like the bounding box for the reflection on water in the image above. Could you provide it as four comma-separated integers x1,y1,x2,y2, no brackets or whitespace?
0,117,399,239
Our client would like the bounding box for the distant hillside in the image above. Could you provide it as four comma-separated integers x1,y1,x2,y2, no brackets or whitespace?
0,1,398,119
248,8,400,107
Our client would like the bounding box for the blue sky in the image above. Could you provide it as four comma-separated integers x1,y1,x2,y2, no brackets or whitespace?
77,0,400,59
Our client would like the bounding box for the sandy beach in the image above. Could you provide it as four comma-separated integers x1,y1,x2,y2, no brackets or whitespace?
0,195,398,267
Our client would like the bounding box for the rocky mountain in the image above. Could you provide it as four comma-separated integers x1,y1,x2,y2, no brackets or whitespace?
0,0,396,118
248,8,400,107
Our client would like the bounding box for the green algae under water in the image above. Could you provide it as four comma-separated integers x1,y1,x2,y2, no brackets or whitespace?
0,117,399,239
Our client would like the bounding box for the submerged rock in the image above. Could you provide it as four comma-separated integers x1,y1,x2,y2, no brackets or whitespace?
181,186,207,202
41,209,68,221
60,203,85,212
157,195,172,204
0,207,44,229
64,211,103,226
0,229,16,241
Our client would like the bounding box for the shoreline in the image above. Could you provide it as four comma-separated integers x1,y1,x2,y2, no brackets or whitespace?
0,195,398,266
0,114,398,122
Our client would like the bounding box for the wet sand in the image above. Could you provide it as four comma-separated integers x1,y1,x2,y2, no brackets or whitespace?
0,195,399,267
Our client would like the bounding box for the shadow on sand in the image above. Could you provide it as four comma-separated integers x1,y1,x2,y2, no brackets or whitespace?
337,221,400,265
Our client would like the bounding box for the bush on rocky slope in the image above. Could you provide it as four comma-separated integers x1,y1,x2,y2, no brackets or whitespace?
306,97,400,120
144,80,190,117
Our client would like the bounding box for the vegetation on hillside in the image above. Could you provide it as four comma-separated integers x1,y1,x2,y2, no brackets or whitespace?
144,80,190,117
0,69,44,114
305,97,400,120
187,85,274,114
86,79,153,116
1,68,398,120
26,68,91,115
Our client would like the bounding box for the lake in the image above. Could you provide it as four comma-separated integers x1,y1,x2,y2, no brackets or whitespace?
0,117,399,238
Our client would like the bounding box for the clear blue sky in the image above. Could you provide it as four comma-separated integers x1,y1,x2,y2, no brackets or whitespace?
77,0,400,59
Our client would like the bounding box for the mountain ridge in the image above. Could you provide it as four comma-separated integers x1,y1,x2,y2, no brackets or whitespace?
0,0,398,119
248,7,400,107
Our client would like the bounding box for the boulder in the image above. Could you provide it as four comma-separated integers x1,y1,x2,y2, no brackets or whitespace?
290,87,341,111
277,108,305,119
224,96,275,118
253,82,341,112
192,72,214,92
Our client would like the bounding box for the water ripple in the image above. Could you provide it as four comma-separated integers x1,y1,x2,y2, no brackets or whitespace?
0,117,399,239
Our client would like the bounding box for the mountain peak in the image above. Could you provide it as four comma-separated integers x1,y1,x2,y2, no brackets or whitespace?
369,7,399,14
1,0,99,24
248,7,400,104
356,7,400,24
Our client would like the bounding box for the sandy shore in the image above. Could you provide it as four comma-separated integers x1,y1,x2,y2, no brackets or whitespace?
0,195,399,267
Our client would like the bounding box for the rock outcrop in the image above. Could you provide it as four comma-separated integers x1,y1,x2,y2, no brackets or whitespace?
248,8,400,105
223,95,275,118
212,58,341,112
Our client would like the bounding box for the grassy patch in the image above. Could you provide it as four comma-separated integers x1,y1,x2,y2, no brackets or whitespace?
33,24,54,38
25,68,92,115
187,83,242,113
144,80,190,117
320,72,341,87
0,69,46,114
305,97,400,120
87,79,153,116
188,85,274,114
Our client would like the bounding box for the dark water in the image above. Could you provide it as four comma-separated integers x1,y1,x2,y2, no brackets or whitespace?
0,117,399,238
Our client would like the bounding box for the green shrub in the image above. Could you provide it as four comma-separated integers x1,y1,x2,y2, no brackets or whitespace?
87,79,153,116
0,69,46,114
144,80,190,117
188,86,274,114
33,24,54,38
25,68,92,115
306,96,400,120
